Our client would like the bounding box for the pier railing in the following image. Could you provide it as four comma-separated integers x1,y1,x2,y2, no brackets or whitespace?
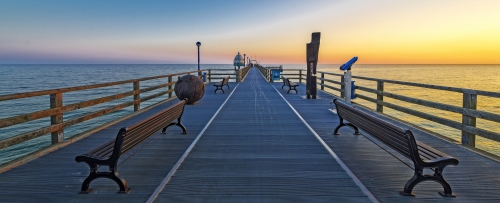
0,65,255,158
0,70,206,153
322,71,500,149
255,65,305,83
207,66,251,83
260,68,500,153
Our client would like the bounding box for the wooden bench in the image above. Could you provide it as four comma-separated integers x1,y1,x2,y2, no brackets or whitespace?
281,76,298,94
75,99,188,194
333,99,459,197
214,76,230,93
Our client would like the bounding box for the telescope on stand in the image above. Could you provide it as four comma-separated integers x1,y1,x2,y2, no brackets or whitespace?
340,56,358,103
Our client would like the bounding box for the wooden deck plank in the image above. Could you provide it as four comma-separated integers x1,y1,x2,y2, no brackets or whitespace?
154,68,372,202
275,79,500,202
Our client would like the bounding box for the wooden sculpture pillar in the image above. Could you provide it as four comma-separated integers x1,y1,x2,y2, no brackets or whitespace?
306,32,321,99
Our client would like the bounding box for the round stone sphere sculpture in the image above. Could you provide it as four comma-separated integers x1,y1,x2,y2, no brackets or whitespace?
174,74,205,104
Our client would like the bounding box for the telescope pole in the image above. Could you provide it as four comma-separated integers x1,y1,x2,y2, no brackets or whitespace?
344,70,352,104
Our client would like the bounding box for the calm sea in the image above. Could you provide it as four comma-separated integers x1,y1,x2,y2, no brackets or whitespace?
0,64,499,164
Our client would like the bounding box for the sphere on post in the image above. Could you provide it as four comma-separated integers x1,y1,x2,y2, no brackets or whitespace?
174,74,205,104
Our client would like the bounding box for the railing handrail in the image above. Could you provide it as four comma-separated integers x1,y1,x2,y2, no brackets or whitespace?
0,69,207,154
318,71,500,98
0,70,206,102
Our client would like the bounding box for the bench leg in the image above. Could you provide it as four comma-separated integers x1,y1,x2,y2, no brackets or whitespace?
109,170,130,194
214,87,224,93
286,86,298,94
162,120,188,134
176,122,188,134
79,164,98,194
333,118,360,135
400,171,455,197
79,164,130,194
333,123,346,135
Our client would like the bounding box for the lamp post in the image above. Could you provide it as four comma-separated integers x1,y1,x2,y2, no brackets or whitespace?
196,41,201,76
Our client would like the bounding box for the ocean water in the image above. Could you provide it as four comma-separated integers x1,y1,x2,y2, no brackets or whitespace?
0,64,235,164
1,64,499,165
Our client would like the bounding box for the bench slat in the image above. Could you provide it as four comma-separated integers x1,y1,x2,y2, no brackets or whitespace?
416,141,449,161
86,140,115,159
122,102,184,154
342,108,412,159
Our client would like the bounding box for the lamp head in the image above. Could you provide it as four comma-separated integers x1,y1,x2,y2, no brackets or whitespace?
196,42,201,47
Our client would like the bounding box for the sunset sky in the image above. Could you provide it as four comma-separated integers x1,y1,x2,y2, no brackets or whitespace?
1,0,499,64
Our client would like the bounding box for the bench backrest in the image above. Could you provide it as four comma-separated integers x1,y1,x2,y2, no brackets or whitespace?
281,76,290,85
223,76,230,85
334,99,419,160
113,99,187,157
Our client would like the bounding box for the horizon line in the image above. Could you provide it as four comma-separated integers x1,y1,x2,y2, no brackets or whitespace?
1,63,500,65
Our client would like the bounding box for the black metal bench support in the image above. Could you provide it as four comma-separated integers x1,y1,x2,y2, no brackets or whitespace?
332,99,458,197
333,117,360,135
76,128,129,193
214,83,225,93
403,169,454,197
79,165,129,194
75,100,188,194
162,119,187,134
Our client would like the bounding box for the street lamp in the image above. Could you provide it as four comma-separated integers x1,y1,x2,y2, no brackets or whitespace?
196,41,201,76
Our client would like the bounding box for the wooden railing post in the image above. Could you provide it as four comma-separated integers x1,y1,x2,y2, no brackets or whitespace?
321,72,325,91
50,93,63,144
168,76,173,98
376,81,384,113
133,81,140,111
236,69,241,83
340,75,345,99
208,70,211,82
299,70,302,83
462,93,477,147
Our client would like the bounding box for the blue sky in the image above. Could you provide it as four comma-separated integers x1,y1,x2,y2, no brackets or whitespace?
1,0,499,64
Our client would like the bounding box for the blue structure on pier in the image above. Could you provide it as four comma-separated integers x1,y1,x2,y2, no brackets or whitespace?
233,52,245,69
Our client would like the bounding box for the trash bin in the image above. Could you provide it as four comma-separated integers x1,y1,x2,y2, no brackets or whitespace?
272,69,281,81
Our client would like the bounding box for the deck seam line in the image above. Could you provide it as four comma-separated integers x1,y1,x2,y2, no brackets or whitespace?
146,83,240,203
272,85,380,203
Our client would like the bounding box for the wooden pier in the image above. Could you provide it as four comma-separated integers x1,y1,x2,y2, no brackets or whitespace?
1,68,500,202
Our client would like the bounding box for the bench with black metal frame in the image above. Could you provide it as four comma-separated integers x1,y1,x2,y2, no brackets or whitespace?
281,76,298,94
214,76,230,93
333,99,459,197
75,99,188,194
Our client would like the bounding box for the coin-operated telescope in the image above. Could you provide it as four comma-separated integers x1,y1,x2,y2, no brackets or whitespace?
340,56,357,71
340,56,358,103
